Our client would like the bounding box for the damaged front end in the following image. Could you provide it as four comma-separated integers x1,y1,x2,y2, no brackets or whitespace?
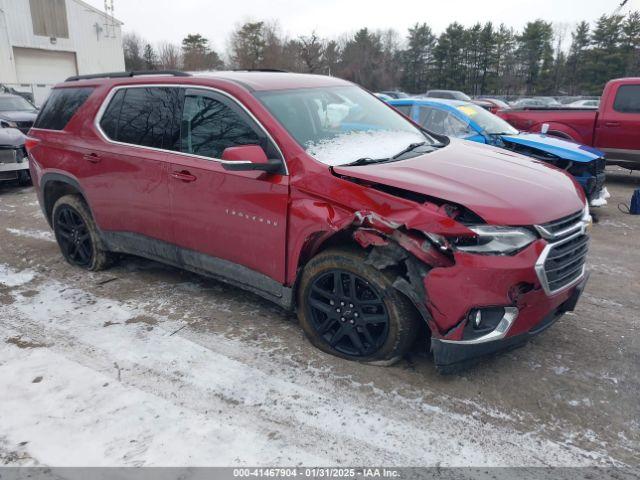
338,191,589,373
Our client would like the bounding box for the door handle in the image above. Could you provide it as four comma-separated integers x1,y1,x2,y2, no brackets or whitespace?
170,170,197,182
604,121,621,127
83,152,101,163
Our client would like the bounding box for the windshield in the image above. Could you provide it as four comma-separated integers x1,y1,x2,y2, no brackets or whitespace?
456,103,518,135
0,96,35,112
256,86,431,166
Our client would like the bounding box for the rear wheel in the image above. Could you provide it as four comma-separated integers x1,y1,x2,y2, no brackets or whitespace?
52,195,112,271
297,247,419,364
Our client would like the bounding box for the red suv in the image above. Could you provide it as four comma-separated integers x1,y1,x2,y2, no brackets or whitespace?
27,71,591,372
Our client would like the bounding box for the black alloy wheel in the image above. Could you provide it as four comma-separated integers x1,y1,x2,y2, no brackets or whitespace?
306,269,390,357
54,205,94,267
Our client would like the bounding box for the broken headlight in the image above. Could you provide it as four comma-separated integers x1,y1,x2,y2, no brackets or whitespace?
452,226,536,255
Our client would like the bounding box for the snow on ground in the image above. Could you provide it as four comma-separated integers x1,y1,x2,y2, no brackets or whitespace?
0,263,615,467
0,264,36,287
6,228,55,242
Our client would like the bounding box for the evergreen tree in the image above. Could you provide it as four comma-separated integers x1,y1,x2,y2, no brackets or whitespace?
516,20,554,94
401,23,436,93
142,43,157,70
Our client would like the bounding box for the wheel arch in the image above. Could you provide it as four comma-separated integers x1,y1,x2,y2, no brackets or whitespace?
527,122,583,142
41,173,93,227
291,227,435,339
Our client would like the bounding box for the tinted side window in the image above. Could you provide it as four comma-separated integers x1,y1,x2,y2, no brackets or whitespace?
34,87,93,130
181,93,260,159
114,87,182,150
393,105,413,117
99,89,125,139
613,85,640,113
419,107,471,137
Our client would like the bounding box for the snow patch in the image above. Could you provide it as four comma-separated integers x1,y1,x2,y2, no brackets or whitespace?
0,265,36,287
306,130,426,166
6,228,55,242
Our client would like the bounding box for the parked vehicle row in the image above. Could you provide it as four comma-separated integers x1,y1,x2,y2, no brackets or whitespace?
0,93,38,185
497,78,640,170
389,97,609,206
25,70,591,373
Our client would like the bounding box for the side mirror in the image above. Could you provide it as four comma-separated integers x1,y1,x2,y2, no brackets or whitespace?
220,145,283,174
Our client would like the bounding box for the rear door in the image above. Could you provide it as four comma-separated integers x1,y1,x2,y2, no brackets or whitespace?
168,88,289,284
595,82,640,166
88,86,182,246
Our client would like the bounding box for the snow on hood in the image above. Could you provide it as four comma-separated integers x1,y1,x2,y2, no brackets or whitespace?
333,139,586,226
0,110,38,122
501,133,604,162
306,130,426,166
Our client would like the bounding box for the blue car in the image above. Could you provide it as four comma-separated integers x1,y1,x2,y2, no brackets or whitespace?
388,98,608,206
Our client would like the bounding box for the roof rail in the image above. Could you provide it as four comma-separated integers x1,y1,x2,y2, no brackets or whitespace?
231,69,288,73
65,70,191,82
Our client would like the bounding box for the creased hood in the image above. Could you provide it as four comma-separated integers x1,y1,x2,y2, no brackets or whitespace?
333,139,585,226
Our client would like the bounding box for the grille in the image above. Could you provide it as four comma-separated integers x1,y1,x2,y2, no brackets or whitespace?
543,233,589,293
535,210,589,295
0,149,17,164
537,210,583,239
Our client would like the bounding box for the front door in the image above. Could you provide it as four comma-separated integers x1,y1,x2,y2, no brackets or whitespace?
595,81,640,166
168,88,289,287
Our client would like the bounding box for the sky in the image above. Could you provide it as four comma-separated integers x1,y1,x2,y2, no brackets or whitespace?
83,0,640,53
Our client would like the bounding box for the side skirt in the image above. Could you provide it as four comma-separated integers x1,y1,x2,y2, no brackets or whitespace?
101,231,293,310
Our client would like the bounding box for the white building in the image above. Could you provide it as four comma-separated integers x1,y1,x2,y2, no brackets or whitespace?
0,0,124,104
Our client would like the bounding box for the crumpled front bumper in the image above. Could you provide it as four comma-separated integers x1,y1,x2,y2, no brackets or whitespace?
423,240,588,372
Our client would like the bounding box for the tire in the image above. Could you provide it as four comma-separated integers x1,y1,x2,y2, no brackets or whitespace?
297,247,419,365
17,170,32,186
52,194,113,271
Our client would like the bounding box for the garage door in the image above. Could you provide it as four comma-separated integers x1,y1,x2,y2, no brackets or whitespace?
13,47,78,84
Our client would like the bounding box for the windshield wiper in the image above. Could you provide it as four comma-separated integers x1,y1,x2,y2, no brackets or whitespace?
392,142,426,159
342,157,390,167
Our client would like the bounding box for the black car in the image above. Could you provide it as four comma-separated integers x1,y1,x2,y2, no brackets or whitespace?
0,94,39,134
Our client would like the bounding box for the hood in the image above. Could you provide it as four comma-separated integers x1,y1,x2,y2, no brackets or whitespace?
0,110,38,123
0,127,26,147
500,132,604,162
333,139,585,226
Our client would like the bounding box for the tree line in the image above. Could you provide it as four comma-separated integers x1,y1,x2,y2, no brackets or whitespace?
123,11,640,97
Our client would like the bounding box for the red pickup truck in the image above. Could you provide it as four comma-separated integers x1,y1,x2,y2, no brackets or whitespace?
498,78,640,169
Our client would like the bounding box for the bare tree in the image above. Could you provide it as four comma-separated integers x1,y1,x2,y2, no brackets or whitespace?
123,32,144,70
157,42,182,69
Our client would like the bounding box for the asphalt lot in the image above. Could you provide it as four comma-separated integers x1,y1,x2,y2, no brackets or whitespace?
0,167,638,468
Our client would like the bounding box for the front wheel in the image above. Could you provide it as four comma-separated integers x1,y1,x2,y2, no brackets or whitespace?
297,247,419,364
17,170,32,186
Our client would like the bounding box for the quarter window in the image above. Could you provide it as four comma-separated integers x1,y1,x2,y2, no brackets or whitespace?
613,85,640,113
181,93,261,159
34,87,93,130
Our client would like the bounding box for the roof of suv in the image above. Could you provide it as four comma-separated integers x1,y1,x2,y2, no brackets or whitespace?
194,71,352,91
61,71,353,92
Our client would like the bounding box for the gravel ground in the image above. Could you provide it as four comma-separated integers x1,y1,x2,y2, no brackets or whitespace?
0,167,638,468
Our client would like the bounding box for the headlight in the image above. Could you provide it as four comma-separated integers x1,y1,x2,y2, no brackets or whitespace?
453,226,537,255
0,120,18,128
